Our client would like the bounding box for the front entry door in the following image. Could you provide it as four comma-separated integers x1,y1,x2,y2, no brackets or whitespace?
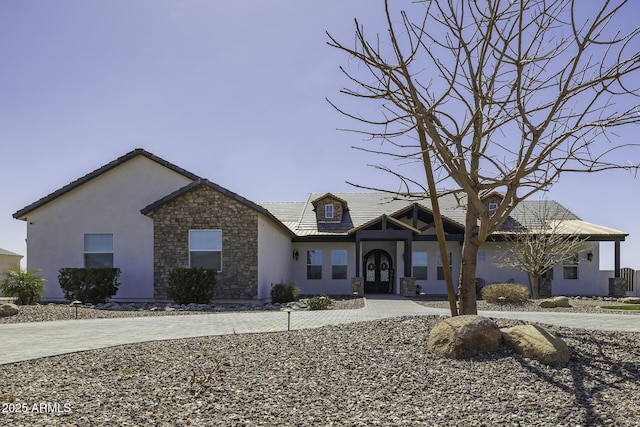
364,249,394,294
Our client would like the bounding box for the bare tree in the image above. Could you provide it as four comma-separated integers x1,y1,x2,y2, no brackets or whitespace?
493,201,587,298
328,0,640,314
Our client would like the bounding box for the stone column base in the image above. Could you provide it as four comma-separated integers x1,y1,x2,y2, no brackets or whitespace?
609,277,627,297
400,277,417,297
351,277,364,296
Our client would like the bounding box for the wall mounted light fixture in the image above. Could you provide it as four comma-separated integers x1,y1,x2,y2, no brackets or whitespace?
293,249,299,261
587,252,593,262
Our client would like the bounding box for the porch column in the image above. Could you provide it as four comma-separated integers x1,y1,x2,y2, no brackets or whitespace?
355,235,361,277
404,238,412,277
615,240,621,278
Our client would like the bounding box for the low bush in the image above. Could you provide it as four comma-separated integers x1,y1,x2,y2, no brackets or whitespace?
307,295,334,310
481,283,530,304
58,268,121,304
270,282,300,304
168,268,217,305
0,266,45,305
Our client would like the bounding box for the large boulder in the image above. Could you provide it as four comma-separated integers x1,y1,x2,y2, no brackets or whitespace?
552,296,571,307
0,303,19,317
427,315,502,359
622,297,640,305
539,297,571,308
539,299,557,308
501,324,570,365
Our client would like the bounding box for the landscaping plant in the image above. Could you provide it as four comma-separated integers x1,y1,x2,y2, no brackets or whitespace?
58,268,121,304
167,268,217,305
481,283,530,304
0,266,45,305
270,282,300,304
307,295,334,310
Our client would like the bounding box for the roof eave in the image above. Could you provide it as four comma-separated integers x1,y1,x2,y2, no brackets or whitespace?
13,149,201,220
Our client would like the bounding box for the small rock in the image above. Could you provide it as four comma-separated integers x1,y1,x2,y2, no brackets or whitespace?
501,324,570,365
427,315,502,359
622,297,640,304
0,303,19,317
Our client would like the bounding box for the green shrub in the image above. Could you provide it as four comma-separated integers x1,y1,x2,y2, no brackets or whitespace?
270,282,300,303
481,283,530,304
307,295,334,310
168,268,217,304
0,266,45,305
58,268,120,304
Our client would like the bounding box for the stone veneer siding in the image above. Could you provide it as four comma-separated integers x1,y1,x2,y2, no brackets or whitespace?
314,196,344,222
150,186,259,300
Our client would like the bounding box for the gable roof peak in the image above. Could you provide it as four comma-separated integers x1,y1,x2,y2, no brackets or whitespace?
13,149,201,220
310,192,349,209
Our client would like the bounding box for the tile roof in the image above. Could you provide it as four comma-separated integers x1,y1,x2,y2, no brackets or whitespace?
141,179,296,237
0,248,22,257
262,192,627,239
263,192,468,236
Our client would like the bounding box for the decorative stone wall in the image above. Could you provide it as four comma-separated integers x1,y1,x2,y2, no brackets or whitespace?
400,277,417,297
608,277,627,297
351,277,364,296
150,185,258,300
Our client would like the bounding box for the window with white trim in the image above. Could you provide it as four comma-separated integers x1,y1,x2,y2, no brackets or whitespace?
488,202,498,218
412,251,428,280
331,250,348,280
437,251,452,281
84,233,114,268
563,253,578,280
189,230,222,270
325,204,334,219
307,250,322,280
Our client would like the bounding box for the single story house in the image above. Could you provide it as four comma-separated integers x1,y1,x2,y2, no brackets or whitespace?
13,149,634,302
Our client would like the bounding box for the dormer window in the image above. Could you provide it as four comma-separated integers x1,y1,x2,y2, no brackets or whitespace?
489,202,498,218
325,204,334,219
311,193,348,223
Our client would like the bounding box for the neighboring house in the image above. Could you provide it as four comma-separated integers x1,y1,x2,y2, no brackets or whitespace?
0,248,22,272
13,149,631,302
0,248,23,297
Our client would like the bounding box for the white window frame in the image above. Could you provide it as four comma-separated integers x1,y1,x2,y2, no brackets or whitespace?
84,233,114,268
562,253,578,280
412,251,428,280
436,251,452,281
488,202,498,218
189,229,222,271
325,204,334,219
331,250,348,280
307,250,323,280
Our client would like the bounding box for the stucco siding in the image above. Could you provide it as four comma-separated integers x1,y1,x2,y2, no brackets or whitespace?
292,242,356,295
257,214,293,300
24,156,194,301
410,241,462,295
478,241,602,295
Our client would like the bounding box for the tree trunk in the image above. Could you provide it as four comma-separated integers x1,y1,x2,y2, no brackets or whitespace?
532,275,540,299
459,203,481,315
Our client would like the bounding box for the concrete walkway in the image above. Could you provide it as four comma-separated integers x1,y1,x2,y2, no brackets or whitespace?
1,296,639,365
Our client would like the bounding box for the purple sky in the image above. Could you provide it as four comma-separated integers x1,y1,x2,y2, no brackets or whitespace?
1,1,639,270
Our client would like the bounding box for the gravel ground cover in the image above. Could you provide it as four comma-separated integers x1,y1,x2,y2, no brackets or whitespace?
1,298,639,426
0,297,364,324
413,296,640,315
